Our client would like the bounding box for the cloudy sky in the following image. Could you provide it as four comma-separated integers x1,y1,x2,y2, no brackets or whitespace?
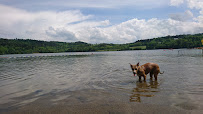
0,0,203,44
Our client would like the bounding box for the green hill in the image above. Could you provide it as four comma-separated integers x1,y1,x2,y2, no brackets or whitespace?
132,34,203,49
0,33,203,55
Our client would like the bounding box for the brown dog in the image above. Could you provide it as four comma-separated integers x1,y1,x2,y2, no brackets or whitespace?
130,62,164,81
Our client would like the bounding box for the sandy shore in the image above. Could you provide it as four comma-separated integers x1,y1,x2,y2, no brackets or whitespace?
1,88,201,114
2,102,193,114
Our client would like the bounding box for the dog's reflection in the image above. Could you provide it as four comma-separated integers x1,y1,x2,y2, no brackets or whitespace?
129,81,159,102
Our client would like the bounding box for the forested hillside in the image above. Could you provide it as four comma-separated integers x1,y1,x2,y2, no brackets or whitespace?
0,33,203,54
0,39,129,54
133,33,203,49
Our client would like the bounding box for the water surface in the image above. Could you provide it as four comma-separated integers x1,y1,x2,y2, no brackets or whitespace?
0,49,202,113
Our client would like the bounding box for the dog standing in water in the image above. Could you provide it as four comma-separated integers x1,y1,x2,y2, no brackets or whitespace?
130,62,164,81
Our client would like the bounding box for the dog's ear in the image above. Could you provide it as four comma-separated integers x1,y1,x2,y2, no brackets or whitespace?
137,62,139,66
129,63,132,67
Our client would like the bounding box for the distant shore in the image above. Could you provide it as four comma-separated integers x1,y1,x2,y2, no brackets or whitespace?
194,47,203,49
1,33,203,55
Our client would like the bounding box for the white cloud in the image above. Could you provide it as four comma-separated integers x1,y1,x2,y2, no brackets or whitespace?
46,27,78,42
170,0,203,10
185,0,203,24
170,10,193,21
0,3,203,44
170,0,184,6
96,18,203,43
187,0,203,10
0,4,91,41
70,18,203,44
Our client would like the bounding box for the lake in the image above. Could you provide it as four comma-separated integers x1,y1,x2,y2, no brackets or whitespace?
0,49,203,113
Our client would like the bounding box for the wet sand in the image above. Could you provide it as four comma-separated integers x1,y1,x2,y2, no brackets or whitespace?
1,102,191,114
0,89,196,114
1,81,202,114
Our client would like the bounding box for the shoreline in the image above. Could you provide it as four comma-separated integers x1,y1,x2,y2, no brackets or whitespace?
0,48,203,56
194,47,203,49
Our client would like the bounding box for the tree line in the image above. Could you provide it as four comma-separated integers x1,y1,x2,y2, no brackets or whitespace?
0,33,203,55
137,34,203,49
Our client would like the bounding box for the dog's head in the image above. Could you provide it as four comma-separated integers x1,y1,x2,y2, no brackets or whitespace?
130,62,139,76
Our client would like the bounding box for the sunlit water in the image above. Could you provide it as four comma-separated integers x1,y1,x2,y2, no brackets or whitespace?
0,49,203,112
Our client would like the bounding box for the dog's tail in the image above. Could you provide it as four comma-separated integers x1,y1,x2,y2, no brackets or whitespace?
159,71,164,74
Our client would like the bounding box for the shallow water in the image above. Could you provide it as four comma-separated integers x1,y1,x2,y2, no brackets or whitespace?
0,49,203,112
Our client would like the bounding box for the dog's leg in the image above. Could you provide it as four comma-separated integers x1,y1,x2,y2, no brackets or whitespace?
143,75,146,81
139,76,141,81
150,73,153,80
154,73,158,81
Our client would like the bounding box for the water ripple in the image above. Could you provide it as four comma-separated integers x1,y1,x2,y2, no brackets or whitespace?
0,50,202,112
